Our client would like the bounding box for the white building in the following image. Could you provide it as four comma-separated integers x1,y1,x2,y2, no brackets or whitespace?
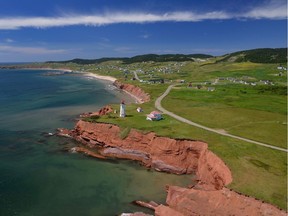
119,101,126,117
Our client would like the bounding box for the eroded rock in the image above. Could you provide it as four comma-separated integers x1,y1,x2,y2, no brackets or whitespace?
113,80,150,103
154,186,287,216
66,120,232,190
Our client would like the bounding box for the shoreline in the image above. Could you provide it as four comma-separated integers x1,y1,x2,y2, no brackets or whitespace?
83,72,145,104
27,67,145,104
1,65,146,104
82,72,117,83
83,72,143,104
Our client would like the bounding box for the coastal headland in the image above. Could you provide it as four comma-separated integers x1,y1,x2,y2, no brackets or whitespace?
57,79,286,215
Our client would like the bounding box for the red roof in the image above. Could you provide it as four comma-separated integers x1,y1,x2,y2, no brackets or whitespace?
150,111,161,115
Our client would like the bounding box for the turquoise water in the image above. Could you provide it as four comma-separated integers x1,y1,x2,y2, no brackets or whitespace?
0,69,193,216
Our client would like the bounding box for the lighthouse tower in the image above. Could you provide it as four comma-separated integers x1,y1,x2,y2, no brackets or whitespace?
119,100,126,117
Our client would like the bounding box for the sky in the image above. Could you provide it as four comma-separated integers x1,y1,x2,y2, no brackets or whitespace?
0,0,287,62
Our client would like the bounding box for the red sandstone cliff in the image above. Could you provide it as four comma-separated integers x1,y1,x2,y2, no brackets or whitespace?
154,186,286,216
67,120,232,190
57,120,287,215
113,80,150,103
79,105,113,118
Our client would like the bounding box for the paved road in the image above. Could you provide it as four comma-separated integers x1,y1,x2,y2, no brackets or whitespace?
155,84,288,153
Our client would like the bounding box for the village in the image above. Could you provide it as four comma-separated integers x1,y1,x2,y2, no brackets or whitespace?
66,61,287,95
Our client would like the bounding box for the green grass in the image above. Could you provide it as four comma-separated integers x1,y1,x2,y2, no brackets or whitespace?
180,62,287,84
161,84,287,148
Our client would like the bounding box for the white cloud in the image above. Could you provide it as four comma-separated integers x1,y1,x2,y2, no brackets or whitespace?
243,0,287,19
0,45,66,54
0,2,286,30
0,12,230,30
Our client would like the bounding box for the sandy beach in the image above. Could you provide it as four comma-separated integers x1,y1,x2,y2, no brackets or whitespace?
83,72,117,82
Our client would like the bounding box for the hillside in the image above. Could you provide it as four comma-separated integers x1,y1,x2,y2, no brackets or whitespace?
46,48,287,65
123,53,213,63
46,57,128,65
218,48,287,63
46,53,213,65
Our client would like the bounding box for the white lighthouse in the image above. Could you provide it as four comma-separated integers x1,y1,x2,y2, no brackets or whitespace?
119,100,126,117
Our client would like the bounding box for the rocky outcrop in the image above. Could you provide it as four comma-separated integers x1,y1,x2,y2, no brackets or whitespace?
154,186,286,216
66,120,232,190
80,105,113,118
113,80,150,103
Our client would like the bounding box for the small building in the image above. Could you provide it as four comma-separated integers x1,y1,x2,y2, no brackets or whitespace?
137,107,143,112
146,111,162,121
148,78,164,84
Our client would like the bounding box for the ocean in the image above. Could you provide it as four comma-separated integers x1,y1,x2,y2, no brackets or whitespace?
0,69,192,216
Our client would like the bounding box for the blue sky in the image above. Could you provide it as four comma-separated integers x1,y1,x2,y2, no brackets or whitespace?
0,0,286,62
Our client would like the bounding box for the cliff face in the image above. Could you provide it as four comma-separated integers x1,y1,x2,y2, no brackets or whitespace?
79,105,113,118
113,80,150,103
69,120,232,190
154,186,286,216
59,120,286,216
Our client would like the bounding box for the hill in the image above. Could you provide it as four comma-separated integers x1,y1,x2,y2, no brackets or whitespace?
218,48,287,63
46,57,128,65
123,53,213,63
46,53,213,65
46,48,287,65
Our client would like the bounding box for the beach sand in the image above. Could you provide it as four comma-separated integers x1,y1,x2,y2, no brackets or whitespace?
83,72,143,104
83,72,117,82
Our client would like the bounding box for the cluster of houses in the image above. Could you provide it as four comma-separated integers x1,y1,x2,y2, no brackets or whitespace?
216,77,275,86
140,62,185,75
127,62,186,83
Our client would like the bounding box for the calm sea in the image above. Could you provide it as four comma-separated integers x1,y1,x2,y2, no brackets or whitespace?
0,69,192,216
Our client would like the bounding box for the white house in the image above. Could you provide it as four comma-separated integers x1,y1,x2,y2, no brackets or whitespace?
146,111,162,121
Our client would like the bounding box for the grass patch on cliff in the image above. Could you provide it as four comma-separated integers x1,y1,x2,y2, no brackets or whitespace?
120,127,131,139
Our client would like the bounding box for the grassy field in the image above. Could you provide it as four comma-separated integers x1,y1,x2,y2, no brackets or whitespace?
44,60,287,210
161,84,287,148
